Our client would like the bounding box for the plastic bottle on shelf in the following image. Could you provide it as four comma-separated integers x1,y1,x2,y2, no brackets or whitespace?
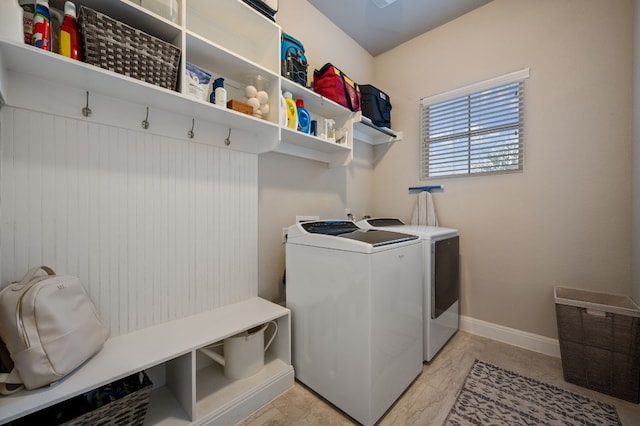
58,1,80,60
279,92,288,127
296,99,311,134
18,0,36,45
32,0,51,51
211,78,227,107
0,0,24,44
283,91,298,130
325,118,336,142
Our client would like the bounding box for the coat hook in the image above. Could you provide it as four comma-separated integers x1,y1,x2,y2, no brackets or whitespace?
141,106,150,129
224,128,231,146
82,91,92,117
188,118,195,139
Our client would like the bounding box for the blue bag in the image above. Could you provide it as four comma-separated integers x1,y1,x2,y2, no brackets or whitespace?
281,33,308,87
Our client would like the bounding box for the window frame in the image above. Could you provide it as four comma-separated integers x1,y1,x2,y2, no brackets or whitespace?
420,68,529,180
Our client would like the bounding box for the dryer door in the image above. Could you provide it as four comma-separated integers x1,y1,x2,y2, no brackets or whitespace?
432,236,460,319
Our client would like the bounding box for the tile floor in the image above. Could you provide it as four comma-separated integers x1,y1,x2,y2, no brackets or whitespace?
237,331,640,425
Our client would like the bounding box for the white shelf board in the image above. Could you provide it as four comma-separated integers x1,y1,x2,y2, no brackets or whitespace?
195,356,292,419
352,115,402,145
187,0,277,44
0,297,290,424
0,40,280,153
280,128,351,153
185,31,278,84
186,0,280,74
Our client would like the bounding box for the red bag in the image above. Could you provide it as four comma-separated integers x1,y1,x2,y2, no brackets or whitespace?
313,63,361,111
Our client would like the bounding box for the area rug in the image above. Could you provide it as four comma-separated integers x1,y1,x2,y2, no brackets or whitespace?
444,359,622,425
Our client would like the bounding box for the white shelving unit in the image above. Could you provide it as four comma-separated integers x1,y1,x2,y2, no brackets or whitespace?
0,298,293,426
0,1,295,424
0,0,282,155
0,0,402,167
0,40,280,153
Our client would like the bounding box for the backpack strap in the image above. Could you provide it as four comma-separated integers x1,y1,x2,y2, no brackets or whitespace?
11,266,56,291
20,266,55,284
0,369,24,395
0,339,23,396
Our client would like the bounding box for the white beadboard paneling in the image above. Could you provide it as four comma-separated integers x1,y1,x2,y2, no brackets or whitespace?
0,107,258,336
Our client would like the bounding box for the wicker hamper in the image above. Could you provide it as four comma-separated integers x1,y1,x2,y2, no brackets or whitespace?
554,287,640,403
77,6,181,91
9,371,153,426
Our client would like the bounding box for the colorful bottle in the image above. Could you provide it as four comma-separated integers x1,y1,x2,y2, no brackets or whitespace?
19,0,36,45
283,91,298,130
59,1,80,60
296,99,311,134
279,92,288,127
32,0,51,51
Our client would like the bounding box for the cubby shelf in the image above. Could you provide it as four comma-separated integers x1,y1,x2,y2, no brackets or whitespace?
0,298,293,426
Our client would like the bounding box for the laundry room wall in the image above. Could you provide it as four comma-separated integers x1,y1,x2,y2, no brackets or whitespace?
634,0,640,304
372,0,634,338
257,0,375,302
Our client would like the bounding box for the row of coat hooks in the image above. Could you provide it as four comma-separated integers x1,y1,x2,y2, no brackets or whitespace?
81,91,232,146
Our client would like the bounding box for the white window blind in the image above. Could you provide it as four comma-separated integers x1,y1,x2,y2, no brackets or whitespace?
420,69,529,179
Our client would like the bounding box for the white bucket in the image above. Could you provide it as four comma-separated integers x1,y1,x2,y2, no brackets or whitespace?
200,321,278,380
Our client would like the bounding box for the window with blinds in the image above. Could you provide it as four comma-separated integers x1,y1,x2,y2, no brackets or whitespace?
420,69,528,179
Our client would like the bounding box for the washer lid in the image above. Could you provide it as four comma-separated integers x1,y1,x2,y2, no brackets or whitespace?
300,220,359,236
356,217,458,239
338,229,418,247
296,220,418,247
301,220,418,247
362,217,405,227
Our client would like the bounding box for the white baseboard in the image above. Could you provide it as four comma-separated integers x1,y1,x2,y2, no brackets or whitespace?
460,315,561,358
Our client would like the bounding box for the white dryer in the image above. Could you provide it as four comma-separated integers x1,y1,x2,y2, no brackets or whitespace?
357,218,460,362
286,220,423,426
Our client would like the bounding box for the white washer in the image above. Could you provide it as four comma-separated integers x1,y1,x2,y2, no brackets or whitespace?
357,218,460,362
286,220,423,426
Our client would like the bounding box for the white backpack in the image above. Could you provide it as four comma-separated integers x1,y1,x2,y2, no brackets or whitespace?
0,266,110,394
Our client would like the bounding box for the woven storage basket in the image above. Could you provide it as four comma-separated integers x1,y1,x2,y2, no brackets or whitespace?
554,287,640,403
63,372,153,426
9,371,153,425
78,6,181,90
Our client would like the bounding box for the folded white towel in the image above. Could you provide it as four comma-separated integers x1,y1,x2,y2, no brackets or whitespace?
411,191,438,226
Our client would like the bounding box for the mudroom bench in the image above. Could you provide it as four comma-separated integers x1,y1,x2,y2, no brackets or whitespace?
0,297,293,425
